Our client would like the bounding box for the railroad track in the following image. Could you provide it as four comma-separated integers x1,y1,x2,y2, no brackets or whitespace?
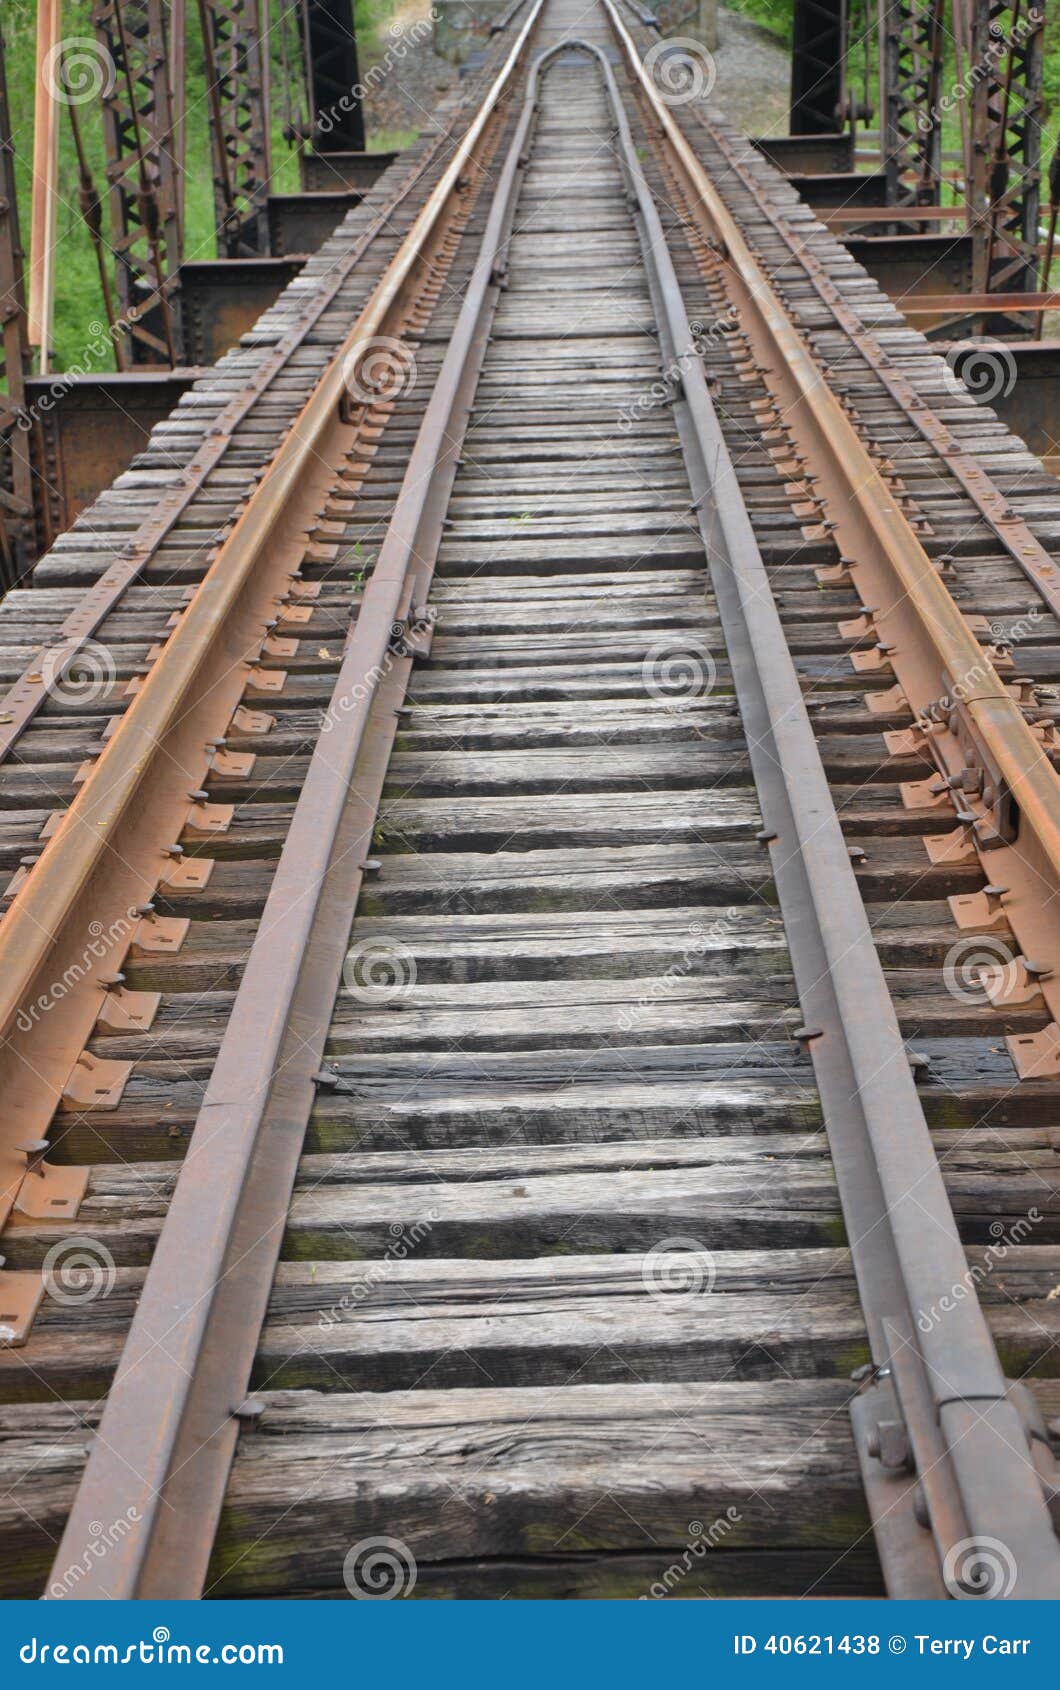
1,0,1060,1602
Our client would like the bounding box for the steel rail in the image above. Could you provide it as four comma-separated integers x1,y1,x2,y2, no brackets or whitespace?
47,13,548,1600
692,108,1060,642
0,0,545,1251
0,12,530,767
602,0,1060,1598
612,3,1060,1077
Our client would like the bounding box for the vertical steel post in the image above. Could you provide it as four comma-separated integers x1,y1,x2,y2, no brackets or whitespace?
29,0,61,372
303,0,365,153
790,0,848,134
198,0,272,257
93,0,184,364
879,0,945,206
0,25,35,587
967,0,1043,297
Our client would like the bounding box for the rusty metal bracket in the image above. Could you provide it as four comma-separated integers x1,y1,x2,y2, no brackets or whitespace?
0,1272,46,1348
1008,1021,1060,1080
61,1051,133,1111
11,1139,88,1221
94,983,161,1033
949,886,1010,930
129,911,189,955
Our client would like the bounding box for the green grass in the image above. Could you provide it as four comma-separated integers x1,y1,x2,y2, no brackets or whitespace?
7,0,1060,372
3,0,415,371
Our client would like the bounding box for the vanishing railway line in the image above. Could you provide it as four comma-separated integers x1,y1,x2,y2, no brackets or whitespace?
1,0,1060,1601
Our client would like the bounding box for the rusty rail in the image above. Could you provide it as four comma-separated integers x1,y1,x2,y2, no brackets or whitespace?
605,0,1060,1598
0,0,544,1313
42,0,545,1597
613,0,1060,1088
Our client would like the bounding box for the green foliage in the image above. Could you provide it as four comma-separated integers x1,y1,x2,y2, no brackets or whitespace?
3,0,401,371
731,0,793,43
6,0,1060,372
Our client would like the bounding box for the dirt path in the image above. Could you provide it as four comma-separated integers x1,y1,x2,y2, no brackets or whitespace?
707,6,791,136
362,2,791,142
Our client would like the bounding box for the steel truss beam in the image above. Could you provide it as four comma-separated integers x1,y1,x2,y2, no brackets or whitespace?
790,0,847,134
965,0,1043,296
93,0,184,364
302,0,365,153
0,26,34,587
879,0,945,206
199,0,272,257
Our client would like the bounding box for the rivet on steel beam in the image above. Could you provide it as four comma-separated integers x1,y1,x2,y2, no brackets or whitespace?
851,1360,885,1384
907,1051,930,1074
792,1026,823,1043
866,1419,913,1472
755,829,777,844
360,859,382,874
232,1399,266,1426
